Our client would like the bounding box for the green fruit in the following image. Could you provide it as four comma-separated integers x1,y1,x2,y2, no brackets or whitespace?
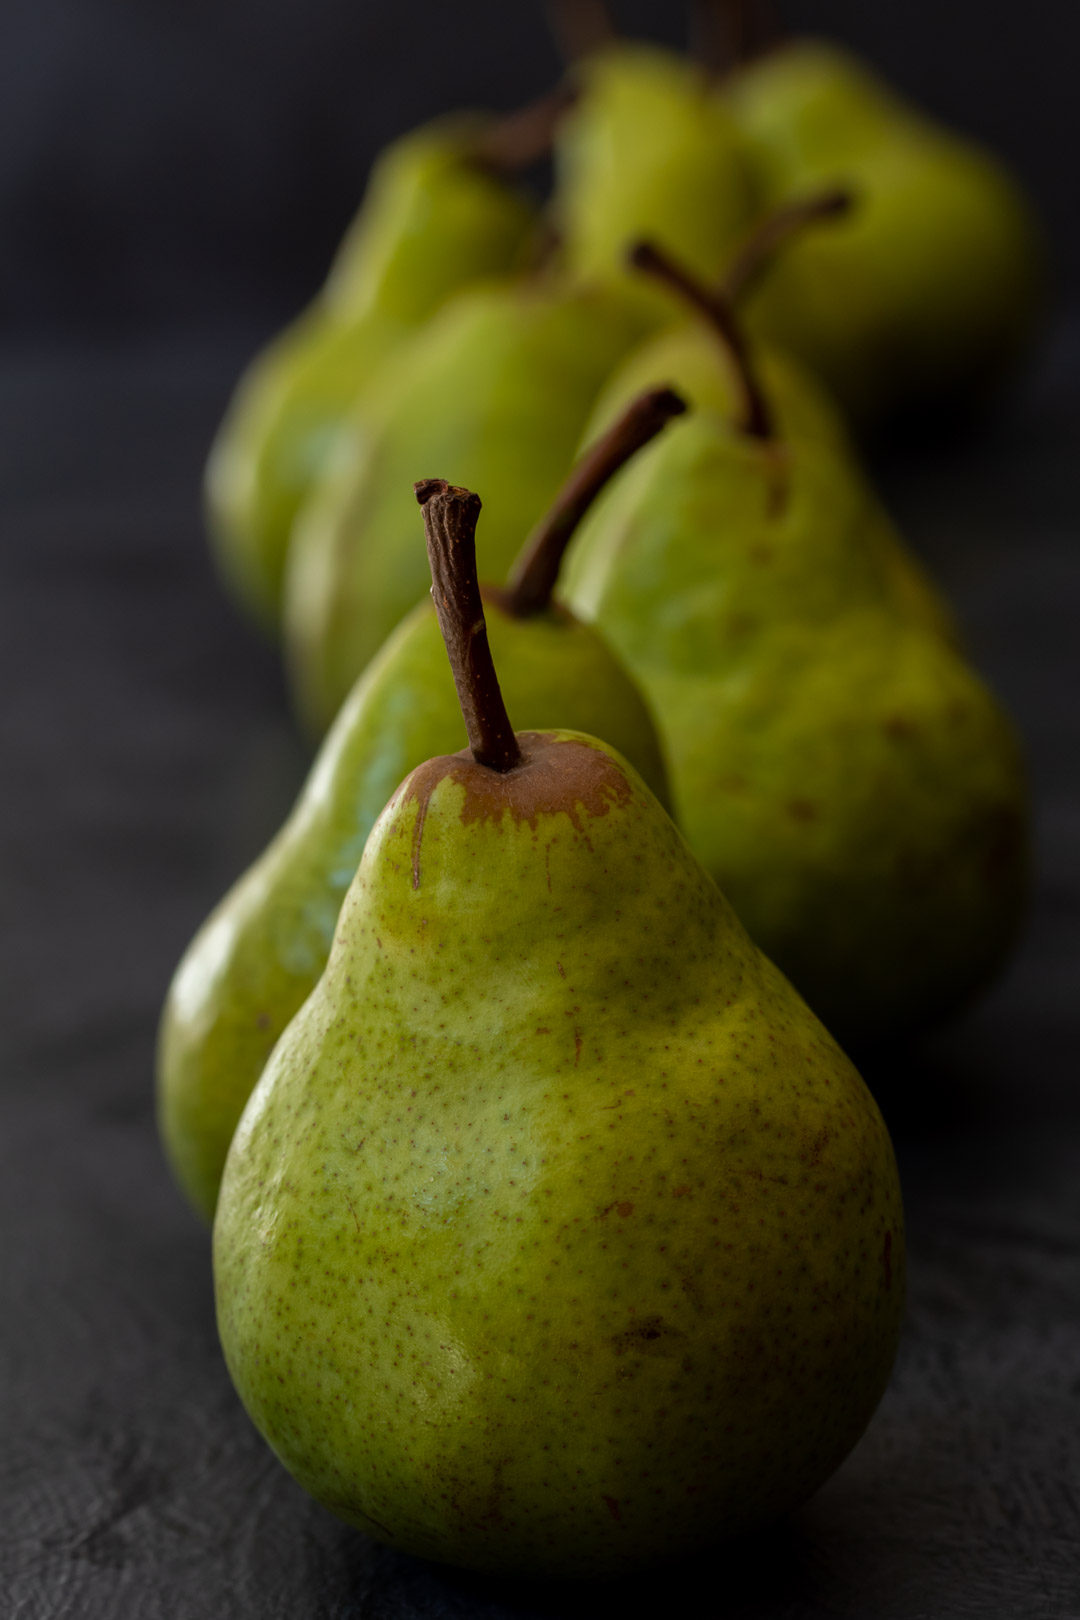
158,394,683,1221
553,41,758,321
725,41,1044,421
205,115,539,629
582,236,956,647
565,411,1028,1046
284,276,647,733
213,482,905,1577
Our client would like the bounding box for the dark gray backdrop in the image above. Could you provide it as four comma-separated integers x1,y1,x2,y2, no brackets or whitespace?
1,0,1077,335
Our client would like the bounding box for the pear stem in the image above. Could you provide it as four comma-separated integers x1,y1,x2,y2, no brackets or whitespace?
689,0,752,77
416,480,522,775
546,0,617,64
475,84,578,174
628,240,774,441
722,189,855,304
502,387,687,619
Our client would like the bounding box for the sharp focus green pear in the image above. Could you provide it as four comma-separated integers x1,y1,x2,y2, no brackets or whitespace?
205,115,539,629
213,483,905,1576
159,394,683,1221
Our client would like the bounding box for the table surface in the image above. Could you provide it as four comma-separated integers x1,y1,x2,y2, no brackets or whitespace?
2,324,1078,1619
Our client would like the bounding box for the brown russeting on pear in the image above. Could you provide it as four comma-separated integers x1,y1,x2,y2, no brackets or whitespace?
416,479,522,774
503,387,687,619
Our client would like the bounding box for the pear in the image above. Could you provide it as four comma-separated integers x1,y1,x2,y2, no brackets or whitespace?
551,35,758,322
585,235,957,646
204,105,550,629
564,263,1028,1046
158,391,684,1222
213,478,905,1578
583,189,854,455
283,274,648,734
724,39,1044,422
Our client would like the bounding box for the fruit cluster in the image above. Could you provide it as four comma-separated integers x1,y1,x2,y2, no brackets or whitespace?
159,3,1040,1581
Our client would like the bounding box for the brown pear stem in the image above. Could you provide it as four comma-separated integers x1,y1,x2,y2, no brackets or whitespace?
546,0,617,64
474,83,578,174
689,0,752,77
503,387,687,619
416,480,522,774
628,240,774,441
722,189,855,304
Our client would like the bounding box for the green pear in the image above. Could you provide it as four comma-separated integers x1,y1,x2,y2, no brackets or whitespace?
724,40,1044,421
552,39,758,322
583,235,956,647
213,479,905,1578
158,392,684,1222
565,400,1028,1046
204,111,543,630
283,274,648,733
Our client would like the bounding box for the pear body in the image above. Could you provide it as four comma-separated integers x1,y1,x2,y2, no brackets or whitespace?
214,732,904,1577
205,118,537,629
565,417,1027,1045
284,280,646,732
726,43,1044,422
158,606,667,1222
554,44,758,322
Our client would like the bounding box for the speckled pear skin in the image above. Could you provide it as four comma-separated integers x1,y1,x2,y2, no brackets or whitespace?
204,118,538,630
214,731,905,1578
283,280,647,734
725,42,1044,423
565,416,1028,1046
158,605,669,1223
553,43,759,324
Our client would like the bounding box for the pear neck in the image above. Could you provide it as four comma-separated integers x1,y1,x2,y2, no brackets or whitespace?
629,241,774,442
502,387,687,619
416,480,522,774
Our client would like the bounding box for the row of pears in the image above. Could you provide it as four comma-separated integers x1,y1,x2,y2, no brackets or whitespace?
167,0,1038,1582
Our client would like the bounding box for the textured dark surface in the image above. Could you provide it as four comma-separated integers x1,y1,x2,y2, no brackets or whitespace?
2,324,1079,1617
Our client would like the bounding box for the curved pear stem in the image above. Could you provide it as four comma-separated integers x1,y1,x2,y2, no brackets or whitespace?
416,480,522,775
722,189,855,304
546,0,617,64
503,387,687,619
475,84,578,174
628,240,774,441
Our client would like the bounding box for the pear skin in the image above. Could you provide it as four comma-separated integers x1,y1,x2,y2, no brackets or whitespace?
214,729,905,1576
566,414,1027,1045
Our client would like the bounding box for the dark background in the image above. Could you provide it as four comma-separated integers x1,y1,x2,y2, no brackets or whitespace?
2,3,1079,1617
